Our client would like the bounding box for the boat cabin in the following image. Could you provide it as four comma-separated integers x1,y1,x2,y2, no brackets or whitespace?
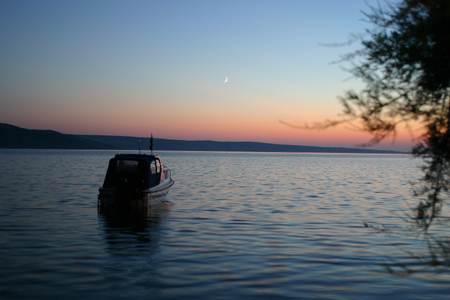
102,154,163,191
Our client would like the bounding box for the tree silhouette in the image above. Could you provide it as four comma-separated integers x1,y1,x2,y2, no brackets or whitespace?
328,0,450,231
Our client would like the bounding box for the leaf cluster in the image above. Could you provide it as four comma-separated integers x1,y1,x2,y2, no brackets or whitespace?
338,0,450,230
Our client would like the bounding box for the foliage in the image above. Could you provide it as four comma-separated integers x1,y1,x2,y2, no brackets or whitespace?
333,0,450,231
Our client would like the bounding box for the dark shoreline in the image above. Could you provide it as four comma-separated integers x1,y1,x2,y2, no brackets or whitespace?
0,123,405,154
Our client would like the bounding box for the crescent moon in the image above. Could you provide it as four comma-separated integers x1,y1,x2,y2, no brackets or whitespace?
224,77,228,83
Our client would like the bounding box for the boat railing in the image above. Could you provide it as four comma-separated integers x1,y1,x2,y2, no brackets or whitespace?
163,167,171,180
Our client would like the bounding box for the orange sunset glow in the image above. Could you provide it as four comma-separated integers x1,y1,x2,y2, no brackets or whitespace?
0,0,417,152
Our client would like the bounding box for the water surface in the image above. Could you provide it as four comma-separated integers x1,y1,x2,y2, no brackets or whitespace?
0,150,449,299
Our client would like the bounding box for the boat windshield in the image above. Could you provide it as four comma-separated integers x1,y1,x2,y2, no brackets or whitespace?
102,158,148,189
116,160,139,173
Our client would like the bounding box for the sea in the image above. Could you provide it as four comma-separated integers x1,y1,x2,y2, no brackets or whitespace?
1,149,450,299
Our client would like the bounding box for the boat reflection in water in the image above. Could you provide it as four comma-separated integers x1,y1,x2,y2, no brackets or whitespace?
98,153,174,211
98,200,172,259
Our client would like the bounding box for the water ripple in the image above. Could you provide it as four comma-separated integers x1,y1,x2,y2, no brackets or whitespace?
0,150,448,299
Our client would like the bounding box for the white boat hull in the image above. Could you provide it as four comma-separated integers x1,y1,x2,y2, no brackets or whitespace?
98,178,174,209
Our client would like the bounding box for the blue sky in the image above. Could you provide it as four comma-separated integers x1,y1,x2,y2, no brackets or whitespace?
0,0,413,151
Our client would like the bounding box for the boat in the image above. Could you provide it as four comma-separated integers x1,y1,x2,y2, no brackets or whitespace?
98,153,174,210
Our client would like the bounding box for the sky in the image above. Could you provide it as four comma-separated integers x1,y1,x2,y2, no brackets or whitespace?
0,0,415,151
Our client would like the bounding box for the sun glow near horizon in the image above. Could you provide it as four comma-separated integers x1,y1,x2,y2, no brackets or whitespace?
0,0,415,152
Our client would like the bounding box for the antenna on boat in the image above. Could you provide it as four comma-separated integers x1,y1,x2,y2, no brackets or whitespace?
150,134,153,155
139,140,141,154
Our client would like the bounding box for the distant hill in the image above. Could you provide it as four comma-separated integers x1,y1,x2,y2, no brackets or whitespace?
79,135,403,154
0,123,403,153
0,123,116,149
